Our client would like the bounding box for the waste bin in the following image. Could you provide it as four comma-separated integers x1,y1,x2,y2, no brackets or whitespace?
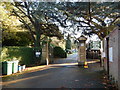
21,65,26,71
12,60,19,73
18,65,21,72
2,61,13,75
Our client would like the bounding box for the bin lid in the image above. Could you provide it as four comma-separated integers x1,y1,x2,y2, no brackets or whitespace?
12,60,19,63
4,61,13,63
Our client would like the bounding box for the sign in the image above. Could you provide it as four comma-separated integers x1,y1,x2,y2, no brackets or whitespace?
80,43,84,46
91,41,101,50
35,52,41,57
102,52,106,57
109,47,113,62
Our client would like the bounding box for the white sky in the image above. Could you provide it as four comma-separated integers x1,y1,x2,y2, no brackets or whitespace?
59,26,100,43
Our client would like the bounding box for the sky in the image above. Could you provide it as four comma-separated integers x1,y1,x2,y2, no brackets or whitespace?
59,25,100,44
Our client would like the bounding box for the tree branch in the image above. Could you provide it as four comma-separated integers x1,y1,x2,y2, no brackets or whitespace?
110,15,120,26
12,9,36,41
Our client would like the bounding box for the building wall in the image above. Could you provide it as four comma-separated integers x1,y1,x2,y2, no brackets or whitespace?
103,26,120,89
109,27,118,83
118,28,120,89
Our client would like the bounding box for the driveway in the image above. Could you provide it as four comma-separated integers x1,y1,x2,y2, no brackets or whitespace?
2,53,106,89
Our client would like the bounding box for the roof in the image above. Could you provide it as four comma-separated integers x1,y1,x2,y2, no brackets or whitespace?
78,35,87,41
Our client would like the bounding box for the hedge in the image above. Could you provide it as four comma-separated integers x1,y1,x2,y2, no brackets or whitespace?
53,46,67,58
1,46,41,66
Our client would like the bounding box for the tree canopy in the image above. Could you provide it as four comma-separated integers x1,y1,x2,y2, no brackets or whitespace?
11,2,64,47
0,2,21,32
1,1,120,47
52,2,120,39
1,2,64,47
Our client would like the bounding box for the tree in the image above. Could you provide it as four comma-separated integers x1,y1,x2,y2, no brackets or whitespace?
0,2,34,46
54,2,120,40
11,1,63,48
0,2,21,32
2,31,33,46
6,1,120,46
65,34,71,50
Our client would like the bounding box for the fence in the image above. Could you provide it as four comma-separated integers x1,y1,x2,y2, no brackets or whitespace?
86,50,101,59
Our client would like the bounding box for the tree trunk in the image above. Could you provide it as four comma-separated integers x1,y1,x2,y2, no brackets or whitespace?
33,24,42,65
34,21,41,48
35,32,41,47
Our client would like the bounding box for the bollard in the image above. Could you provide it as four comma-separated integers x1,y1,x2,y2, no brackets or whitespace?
84,62,88,68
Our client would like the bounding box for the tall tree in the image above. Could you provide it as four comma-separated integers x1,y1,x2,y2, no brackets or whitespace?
11,1,63,47
54,2,120,40
0,2,20,32
9,1,120,44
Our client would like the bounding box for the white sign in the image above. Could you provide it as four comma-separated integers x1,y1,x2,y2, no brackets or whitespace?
80,43,84,46
102,52,106,57
35,52,41,57
109,47,113,62
91,41,101,50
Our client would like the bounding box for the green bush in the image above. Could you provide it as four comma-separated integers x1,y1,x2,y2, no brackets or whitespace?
1,47,42,66
2,32,33,46
53,46,67,58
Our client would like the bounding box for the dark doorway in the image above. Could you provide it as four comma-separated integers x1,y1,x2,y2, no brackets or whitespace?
106,37,109,79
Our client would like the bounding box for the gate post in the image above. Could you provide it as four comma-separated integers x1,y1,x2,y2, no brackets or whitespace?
78,35,87,66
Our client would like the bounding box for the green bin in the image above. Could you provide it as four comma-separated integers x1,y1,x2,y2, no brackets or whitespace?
2,61,13,75
12,60,19,73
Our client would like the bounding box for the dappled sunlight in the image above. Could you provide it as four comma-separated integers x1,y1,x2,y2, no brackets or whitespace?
49,59,100,67
49,63,78,67
87,60,100,64
2,73,52,86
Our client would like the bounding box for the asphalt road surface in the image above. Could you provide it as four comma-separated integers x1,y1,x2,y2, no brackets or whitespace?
2,53,106,89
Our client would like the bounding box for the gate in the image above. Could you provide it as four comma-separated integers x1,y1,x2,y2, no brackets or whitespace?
86,50,101,59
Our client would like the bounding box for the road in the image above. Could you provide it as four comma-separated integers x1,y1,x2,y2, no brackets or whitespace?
2,53,106,89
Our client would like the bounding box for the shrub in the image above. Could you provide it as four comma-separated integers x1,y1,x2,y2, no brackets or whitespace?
2,32,33,46
1,47,42,66
53,46,67,58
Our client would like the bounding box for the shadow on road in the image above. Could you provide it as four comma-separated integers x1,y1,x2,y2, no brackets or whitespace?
2,53,112,89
